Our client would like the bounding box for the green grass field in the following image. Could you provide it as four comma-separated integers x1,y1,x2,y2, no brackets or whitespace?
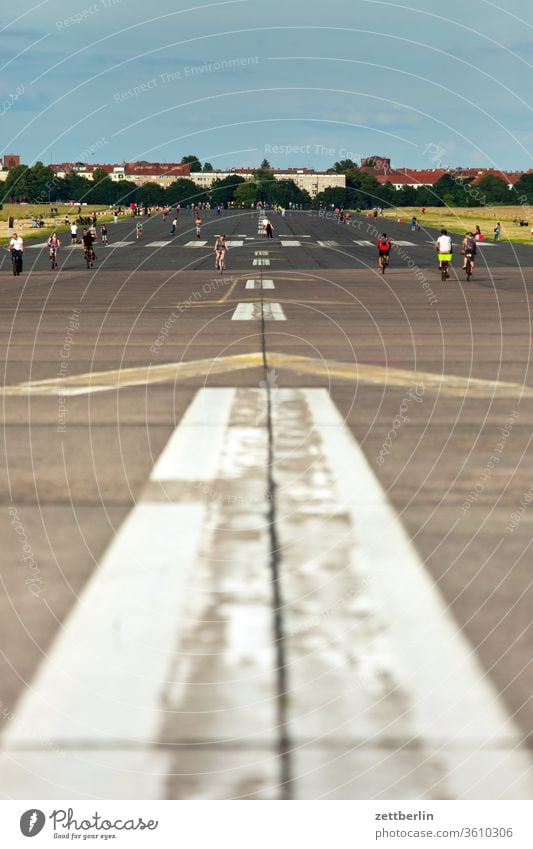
380,205,533,244
0,204,116,245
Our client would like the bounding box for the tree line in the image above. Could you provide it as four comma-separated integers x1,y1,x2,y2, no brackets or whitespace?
3,155,533,210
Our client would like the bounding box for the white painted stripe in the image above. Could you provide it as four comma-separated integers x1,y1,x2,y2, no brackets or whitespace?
263,303,286,320
353,240,374,246
184,240,207,247
150,387,235,482
281,240,301,247
226,240,244,247
145,240,172,247
25,242,48,249
254,251,269,256
394,240,417,246
109,241,134,247
232,303,258,320
1,502,206,746
253,258,270,266
317,240,339,247
302,389,533,799
246,279,275,289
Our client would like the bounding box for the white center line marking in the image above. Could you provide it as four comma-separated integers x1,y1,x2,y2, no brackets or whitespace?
246,279,275,289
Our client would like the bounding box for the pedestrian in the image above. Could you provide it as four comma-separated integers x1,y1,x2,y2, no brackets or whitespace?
265,219,274,238
195,215,202,238
101,224,108,244
494,222,501,241
411,215,418,231
70,222,78,244
170,217,177,236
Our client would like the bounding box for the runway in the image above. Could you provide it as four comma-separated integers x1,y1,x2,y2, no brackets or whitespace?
1,209,533,799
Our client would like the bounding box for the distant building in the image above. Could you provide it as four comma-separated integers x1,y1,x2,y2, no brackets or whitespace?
1,154,20,170
50,161,191,188
190,168,345,198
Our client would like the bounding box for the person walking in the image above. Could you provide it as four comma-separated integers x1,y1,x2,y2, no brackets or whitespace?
494,222,501,241
70,222,78,244
265,218,274,238
170,217,178,236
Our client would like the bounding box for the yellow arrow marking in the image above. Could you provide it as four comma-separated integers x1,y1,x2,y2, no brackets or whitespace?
1,353,532,399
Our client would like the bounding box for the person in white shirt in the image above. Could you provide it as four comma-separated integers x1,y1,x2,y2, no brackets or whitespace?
70,222,78,244
8,233,24,275
435,229,452,277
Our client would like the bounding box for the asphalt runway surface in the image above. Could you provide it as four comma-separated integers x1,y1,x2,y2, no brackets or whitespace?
1,210,533,800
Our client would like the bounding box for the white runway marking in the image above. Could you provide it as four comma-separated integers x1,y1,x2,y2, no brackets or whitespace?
226,240,244,247
151,388,235,482
232,302,286,320
253,258,271,266
317,240,339,247
254,251,269,256
25,243,48,249
281,240,301,247
353,240,374,246
184,240,207,247
109,241,134,248
246,279,275,289
146,240,173,247
393,240,417,246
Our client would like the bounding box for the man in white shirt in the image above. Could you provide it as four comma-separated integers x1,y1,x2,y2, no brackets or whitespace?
70,222,78,244
435,229,452,277
9,233,24,275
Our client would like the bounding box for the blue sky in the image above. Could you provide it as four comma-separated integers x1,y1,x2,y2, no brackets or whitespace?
2,0,533,170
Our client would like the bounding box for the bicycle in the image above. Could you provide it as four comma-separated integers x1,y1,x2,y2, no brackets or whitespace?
49,247,58,270
84,247,95,269
379,253,389,274
440,258,450,282
464,252,474,281
216,252,226,273
11,250,23,276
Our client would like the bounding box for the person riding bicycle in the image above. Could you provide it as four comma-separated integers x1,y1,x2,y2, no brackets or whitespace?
462,231,477,275
214,234,228,271
8,233,24,275
436,229,453,277
48,232,61,266
377,233,392,269
195,215,202,239
81,228,95,266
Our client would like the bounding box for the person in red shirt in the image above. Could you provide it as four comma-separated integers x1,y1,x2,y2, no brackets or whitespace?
377,233,392,270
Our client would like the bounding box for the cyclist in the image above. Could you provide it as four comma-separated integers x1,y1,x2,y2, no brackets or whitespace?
195,215,202,239
436,229,452,277
462,231,477,275
81,228,95,268
136,220,143,239
48,232,61,268
377,233,392,270
8,232,24,276
214,234,228,272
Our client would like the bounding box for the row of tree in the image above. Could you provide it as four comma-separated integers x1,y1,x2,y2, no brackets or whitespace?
1,162,311,208
3,156,533,210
